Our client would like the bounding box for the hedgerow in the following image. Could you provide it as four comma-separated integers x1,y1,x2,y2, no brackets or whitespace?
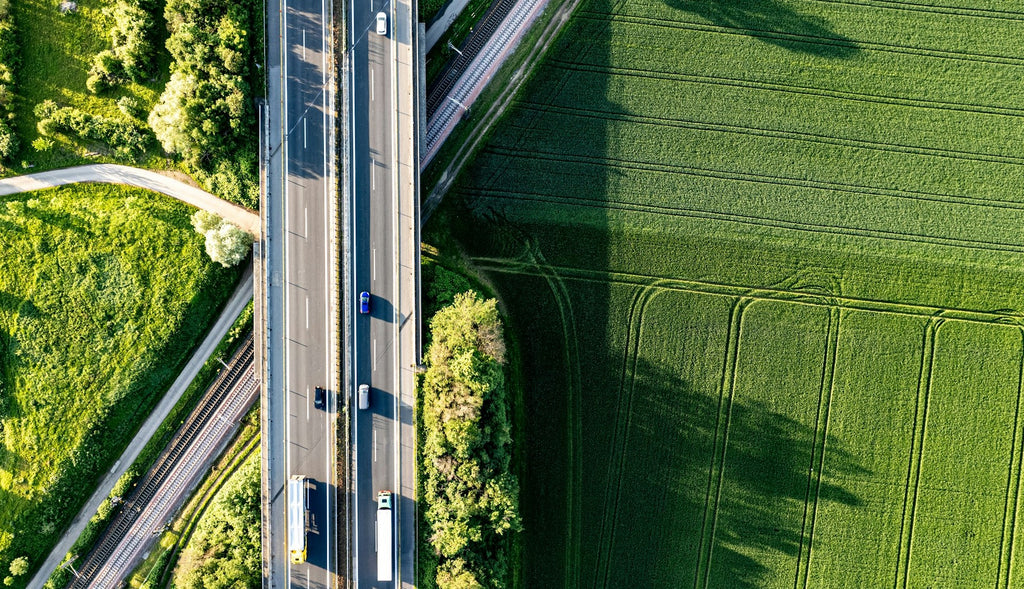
420,293,521,589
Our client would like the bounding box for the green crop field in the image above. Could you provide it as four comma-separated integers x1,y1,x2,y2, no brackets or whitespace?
428,0,1024,585
0,184,239,578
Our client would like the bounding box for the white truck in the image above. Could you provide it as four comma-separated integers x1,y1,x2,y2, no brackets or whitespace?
376,490,393,582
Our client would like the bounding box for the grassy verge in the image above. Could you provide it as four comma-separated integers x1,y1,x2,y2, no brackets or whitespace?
0,183,242,586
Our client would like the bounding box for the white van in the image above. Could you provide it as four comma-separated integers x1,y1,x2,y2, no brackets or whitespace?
358,384,370,409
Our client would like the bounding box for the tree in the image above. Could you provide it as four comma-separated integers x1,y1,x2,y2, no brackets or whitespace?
149,71,194,154
8,558,27,578
190,210,251,267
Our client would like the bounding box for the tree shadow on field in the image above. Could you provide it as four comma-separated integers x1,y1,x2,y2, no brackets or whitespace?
670,0,860,59
577,354,868,587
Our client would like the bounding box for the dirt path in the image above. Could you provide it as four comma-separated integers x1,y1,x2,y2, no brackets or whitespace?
0,164,261,236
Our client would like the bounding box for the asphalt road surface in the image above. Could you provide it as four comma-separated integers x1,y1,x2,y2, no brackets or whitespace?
265,0,337,580
349,2,402,586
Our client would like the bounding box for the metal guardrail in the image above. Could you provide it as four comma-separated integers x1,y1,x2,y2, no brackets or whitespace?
67,334,256,589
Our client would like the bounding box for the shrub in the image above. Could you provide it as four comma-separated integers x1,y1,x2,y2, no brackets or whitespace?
35,101,152,159
0,0,16,165
86,49,124,94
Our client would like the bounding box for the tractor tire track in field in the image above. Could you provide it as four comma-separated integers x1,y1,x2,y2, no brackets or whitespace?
893,316,941,589
694,297,751,589
514,96,1024,167
585,13,1024,68
807,0,1024,22
794,307,842,589
996,328,1024,589
593,284,659,589
486,144,1024,214
468,256,1024,328
468,188,1024,255
544,60,1024,120
522,239,585,589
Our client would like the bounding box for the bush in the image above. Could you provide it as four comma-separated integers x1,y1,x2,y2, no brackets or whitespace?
190,210,252,267
110,0,156,81
86,50,124,94
35,100,152,159
0,0,16,165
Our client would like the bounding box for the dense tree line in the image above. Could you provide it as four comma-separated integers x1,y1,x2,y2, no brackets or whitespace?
173,451,260,589
0,0,17,162
149,0,259,208
421,292,521,589
86,0,159,93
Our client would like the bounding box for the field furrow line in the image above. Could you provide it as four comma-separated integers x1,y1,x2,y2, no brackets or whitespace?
468,257,1024,327
587,13,1024,67
592,284,645,588
597,285,659,589
514,98,1024,168
800,307,841,589
487,143,1024,213
996,329,1024,589
807,0,1024,21
695,297,749,589
468,188,1024,255
522,240,584,588
894,317,940,589
545,60,1024,120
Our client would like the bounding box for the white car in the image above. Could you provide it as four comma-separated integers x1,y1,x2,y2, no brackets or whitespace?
375,11,387,35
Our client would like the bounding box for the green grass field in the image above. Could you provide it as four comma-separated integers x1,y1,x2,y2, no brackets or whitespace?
11,0,168,171
428,0,1024,585
0,184,239,578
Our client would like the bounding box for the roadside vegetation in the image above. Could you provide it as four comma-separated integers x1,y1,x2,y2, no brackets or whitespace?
170,448,260,589
43,304,253,589
0,184,240,585
10,0,261,208
430,0,1024,585
418,289,521,589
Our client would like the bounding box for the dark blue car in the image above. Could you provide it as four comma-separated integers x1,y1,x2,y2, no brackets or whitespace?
359,291,370,314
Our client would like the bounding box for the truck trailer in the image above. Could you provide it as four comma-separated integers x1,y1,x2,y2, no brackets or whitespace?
376,490,393,582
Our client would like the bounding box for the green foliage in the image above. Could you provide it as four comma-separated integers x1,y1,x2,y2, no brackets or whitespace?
0,0,17,164
420,293,520,589
34,100,153,160
0,184,238,583
172,450,261,589
7,559,26,577
191,210,253,267
109,0,158,81
151,0,259,208
11,0,166,170
434,0,1024,585
86,50,125,94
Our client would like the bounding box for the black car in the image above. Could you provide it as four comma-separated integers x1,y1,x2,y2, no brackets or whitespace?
314,386,325,409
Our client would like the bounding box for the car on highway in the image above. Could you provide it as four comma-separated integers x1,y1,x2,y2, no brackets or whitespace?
376,11,387,35
358,383,370,410
314,386,325,409
360,291,371,314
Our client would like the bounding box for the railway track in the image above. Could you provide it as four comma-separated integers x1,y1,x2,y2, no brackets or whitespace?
67,333,257,589
426,0,519,116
